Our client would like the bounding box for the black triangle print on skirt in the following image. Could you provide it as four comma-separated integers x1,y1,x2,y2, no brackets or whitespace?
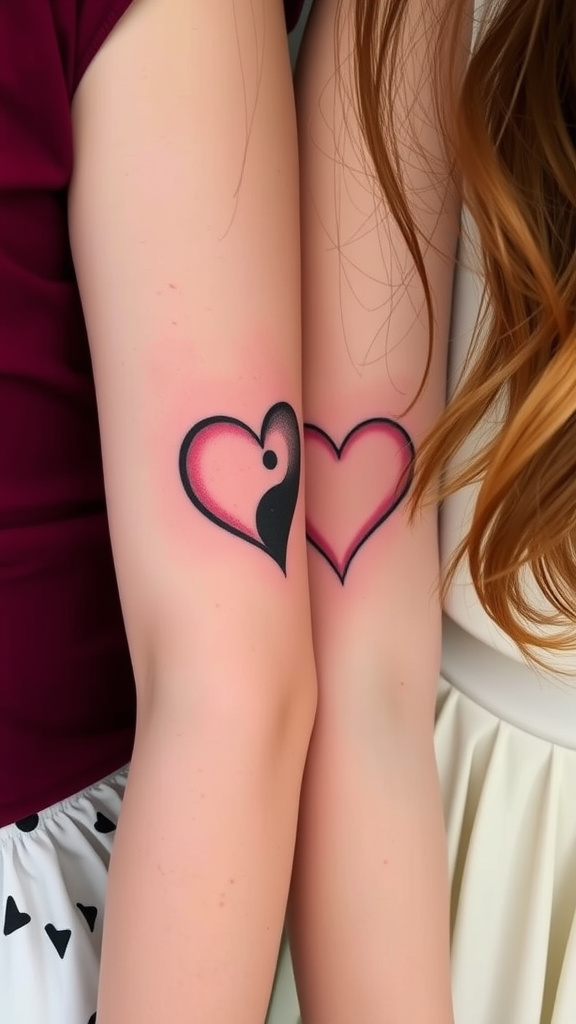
44,923,72,959
76,902,98,933
3,896,31,935
94,812,116,834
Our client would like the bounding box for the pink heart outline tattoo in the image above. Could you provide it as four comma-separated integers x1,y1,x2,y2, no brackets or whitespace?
304,418,415,583
179,402,300,574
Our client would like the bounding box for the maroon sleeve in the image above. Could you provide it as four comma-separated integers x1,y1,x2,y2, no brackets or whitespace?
76,1,303,91
74,0,135,91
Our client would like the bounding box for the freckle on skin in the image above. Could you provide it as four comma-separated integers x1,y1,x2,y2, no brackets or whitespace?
168,282,177,290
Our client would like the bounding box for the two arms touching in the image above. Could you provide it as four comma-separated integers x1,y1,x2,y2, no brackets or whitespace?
69,0,459,1021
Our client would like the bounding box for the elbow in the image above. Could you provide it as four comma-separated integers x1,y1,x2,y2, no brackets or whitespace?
222,652,317,772
135,646,317,776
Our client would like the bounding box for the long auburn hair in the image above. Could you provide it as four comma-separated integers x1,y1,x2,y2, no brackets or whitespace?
348,0,576,663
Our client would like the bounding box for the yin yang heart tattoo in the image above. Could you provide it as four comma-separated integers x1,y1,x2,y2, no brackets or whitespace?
179,402,300,574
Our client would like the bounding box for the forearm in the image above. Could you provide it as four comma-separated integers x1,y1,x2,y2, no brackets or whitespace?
290,0,460,1015
69,4,315,1016
290,540,453,1023
98,661,315,1024
290,668,452,1024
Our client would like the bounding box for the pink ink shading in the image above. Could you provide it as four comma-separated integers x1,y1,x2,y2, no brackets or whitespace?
186,422,261,543
304,419,414,582
179,402,300,572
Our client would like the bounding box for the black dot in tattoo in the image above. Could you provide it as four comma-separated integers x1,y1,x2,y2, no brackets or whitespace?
262,450,278,470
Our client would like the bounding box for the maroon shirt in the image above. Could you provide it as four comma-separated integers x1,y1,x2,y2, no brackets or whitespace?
0,0,306,827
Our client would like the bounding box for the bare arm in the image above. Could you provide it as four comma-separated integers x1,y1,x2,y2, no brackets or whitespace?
289,0,461,1020
69,1,316,1020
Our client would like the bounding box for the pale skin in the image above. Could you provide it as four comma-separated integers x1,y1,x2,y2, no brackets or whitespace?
69,1,316,1021
290,0,464,1020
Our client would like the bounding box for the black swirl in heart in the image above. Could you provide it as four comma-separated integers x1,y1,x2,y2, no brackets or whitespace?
179,402,300,574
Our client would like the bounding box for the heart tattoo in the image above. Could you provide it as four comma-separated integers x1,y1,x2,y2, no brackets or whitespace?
179,402,300,574
304,418,415,582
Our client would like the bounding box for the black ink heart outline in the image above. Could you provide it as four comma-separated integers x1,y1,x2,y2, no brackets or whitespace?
304,418,415,583
179,402,300,575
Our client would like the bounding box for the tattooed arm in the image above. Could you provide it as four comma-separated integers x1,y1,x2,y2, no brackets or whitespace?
289,0,461,1020
69,1,316,1021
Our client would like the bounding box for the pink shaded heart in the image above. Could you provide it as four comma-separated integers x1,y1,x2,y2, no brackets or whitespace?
304,418,415,582
179,403,300,573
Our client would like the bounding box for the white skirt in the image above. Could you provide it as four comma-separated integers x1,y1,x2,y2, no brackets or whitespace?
0,766,128,1024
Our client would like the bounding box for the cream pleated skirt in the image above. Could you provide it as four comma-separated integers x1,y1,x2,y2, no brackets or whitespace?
436,676,576,1024
267,624,576,1024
